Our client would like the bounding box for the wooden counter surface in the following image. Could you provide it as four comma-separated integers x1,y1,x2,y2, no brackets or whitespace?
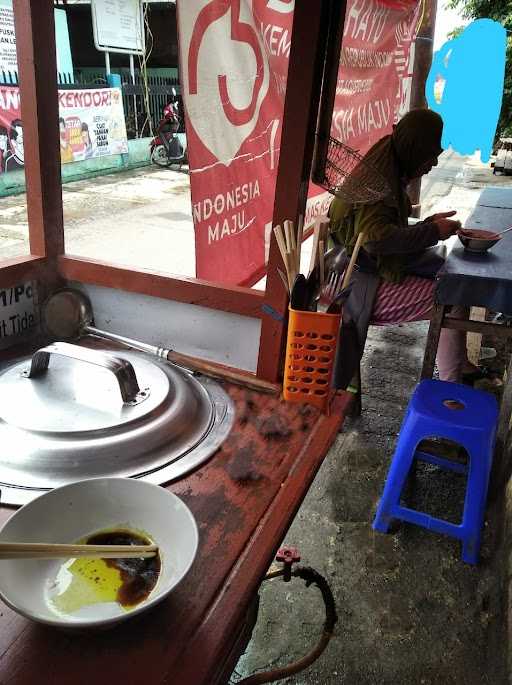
0,343,351,684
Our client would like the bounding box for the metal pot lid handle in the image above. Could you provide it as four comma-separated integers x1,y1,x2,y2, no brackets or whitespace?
21,342,149,405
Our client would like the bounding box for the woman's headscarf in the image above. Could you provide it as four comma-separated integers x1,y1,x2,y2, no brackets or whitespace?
328,108,444,251
392,108,443,178
358,108,444,207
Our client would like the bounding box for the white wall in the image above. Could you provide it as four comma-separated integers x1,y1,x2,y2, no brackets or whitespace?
71,282,261,372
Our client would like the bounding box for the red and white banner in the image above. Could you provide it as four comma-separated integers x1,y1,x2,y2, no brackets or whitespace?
177,0,420,286
333,0,421,150
0,85,128,174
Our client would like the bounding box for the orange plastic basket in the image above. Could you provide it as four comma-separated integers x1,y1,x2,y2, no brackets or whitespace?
283,306,341,413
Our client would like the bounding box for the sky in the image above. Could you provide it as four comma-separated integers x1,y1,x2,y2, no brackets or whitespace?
433,1,468,50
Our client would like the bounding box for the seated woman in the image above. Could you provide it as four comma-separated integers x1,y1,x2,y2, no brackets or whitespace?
328,108,477,389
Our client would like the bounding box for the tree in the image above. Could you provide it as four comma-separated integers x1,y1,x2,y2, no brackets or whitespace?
447,0,511,140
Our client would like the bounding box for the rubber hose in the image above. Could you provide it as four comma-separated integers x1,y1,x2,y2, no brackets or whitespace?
237,565,338,685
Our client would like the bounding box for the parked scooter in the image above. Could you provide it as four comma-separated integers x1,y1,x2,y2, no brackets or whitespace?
150,89,188,169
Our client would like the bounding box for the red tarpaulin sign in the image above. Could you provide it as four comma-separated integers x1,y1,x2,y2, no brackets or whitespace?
177,0,421,286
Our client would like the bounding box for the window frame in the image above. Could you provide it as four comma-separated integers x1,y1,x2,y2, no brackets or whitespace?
2,0,333,383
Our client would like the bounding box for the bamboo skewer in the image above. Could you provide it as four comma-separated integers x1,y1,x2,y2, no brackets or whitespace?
0,542,158,560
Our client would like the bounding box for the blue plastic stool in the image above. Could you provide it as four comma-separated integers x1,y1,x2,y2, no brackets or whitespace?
372,379,499,564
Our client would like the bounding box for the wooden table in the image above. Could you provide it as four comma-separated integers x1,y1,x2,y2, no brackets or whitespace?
0,340,351,684
421,186,512,451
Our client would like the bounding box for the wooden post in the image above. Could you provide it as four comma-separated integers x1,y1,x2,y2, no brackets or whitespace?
311,0,347,186
13,0,64,260
257,0,335,382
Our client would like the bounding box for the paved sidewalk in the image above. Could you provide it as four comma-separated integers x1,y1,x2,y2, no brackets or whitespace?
234,151,512,685
234,321,506,684
0,166,195,276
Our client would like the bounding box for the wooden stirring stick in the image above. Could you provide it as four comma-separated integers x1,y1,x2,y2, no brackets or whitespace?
342,232,364,290
0,542,158,560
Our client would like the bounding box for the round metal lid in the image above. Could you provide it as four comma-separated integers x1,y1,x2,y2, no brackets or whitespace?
0,344,234,505
0,352,171,433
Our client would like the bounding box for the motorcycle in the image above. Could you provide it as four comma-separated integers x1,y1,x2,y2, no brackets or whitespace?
150,89,188,169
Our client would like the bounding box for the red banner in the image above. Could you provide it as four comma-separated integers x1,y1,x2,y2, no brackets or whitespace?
177,0,420,286
332,0,421,149
0,85,23,172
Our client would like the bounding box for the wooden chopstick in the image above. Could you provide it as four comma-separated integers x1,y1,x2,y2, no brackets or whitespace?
273,224,292,290
277,267,290,293
284,220,293,254
308,218,330,278
319,217,329,246
284,220,296,289
342,232,364,290
273,224,287,265
0,542,158,560
285,246,295,291
308,220,321,277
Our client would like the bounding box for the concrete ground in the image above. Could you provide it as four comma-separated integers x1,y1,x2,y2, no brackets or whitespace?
0,166,196,276
233,320,507,684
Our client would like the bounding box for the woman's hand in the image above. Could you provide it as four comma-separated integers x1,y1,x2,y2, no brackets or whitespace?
424,210,457,223
423,210,461,239
435,216,462,239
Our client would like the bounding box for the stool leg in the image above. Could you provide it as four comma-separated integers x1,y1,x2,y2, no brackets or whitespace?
461,440,493,564
373,435,420,533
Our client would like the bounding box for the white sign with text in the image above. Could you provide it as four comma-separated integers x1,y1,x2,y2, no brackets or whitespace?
0,282,39,350
91,0,144,55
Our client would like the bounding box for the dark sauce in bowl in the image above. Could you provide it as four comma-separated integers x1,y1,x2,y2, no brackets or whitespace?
86,530,161,608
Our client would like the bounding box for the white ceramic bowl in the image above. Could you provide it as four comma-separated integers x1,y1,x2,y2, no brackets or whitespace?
0,478,198,629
